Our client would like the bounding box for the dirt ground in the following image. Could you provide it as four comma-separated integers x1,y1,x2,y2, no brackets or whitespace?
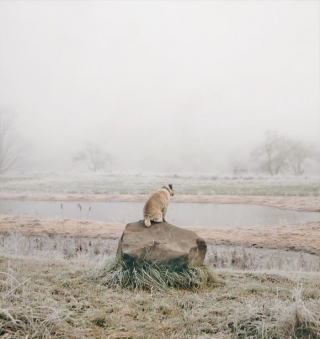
0,193,320,211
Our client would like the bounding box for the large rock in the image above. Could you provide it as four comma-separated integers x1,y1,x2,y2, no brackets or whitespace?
117,220,207,267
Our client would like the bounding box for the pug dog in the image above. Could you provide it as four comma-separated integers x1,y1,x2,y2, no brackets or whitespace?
143,184,174,227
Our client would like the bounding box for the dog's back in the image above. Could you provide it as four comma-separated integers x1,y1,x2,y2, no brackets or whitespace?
143,185,173,226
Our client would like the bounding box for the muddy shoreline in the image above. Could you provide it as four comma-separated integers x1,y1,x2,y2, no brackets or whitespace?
1,193,319,256
1,214,319,257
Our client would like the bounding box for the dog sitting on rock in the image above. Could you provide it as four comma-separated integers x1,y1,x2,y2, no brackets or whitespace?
143,184,174,227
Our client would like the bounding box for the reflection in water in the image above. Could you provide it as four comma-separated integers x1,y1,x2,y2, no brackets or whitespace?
0,200,319,227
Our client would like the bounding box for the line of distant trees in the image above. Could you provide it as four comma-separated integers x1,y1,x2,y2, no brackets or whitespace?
0,109,319,175
231,131,319,176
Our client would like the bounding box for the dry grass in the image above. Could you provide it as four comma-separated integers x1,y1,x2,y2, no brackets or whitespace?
0,256,320,338
0,260,78,338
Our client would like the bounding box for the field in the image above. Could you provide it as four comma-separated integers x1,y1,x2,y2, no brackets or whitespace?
0,172,320,338
0,172,319,196
1,255,320,338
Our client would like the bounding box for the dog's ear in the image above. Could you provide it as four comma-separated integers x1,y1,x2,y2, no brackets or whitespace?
169,184,173,190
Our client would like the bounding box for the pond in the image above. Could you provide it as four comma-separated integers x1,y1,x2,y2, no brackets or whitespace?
0,200,319,227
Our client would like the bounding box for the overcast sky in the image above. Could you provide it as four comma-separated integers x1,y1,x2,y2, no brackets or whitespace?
0,1,319,172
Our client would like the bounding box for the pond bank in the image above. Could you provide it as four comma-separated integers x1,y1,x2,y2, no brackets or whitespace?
1,214,319,256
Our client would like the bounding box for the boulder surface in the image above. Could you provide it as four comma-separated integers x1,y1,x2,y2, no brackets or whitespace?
117,220,207,267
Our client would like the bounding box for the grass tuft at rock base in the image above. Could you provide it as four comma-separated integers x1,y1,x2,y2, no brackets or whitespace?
96,260,221,291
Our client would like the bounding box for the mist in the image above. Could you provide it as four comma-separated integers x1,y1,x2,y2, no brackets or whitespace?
0,1,319,174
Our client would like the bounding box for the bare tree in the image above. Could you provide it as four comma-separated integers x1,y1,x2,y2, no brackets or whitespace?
250,131,290,176
73,143,113,172
0,110,24,174
287,140,312,175
230,159,247,176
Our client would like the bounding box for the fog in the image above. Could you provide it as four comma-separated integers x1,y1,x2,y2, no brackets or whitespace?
0,1,319,173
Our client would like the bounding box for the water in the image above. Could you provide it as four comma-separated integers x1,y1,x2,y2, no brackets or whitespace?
0,200,319,227
1,233,319,271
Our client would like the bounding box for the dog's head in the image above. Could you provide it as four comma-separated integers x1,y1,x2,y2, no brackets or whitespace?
162,184,174,196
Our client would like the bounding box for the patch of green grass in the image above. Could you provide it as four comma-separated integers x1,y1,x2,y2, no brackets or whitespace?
96,260,220,291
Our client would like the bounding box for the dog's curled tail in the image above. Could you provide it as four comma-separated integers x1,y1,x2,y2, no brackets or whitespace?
144,216,151,227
